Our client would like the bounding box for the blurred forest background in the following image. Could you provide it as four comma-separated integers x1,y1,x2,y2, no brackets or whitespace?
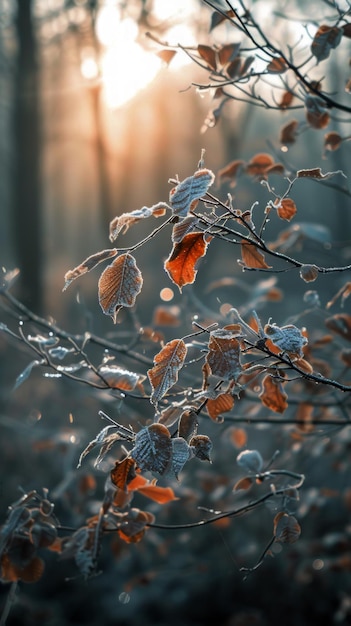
1,0,351,625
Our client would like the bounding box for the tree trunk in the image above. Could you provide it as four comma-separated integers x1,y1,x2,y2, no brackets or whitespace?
12,0,42,312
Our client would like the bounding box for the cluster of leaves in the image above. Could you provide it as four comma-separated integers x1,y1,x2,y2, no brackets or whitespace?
2,0,351,597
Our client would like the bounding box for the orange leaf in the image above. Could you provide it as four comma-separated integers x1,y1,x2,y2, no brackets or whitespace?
259,375,288,413
157,50,177,65
246,153,274,177
206,392,234,421
230,427,247,449
233,476,253,491
165,232,212,291
148,339,187,406
136,484,178,504
63,248,118,291
111,458,136,491
266,56,288,73
274,198,297,221
240,241,271,269
218,159,245,182
98,253,143,322
99,365,144,390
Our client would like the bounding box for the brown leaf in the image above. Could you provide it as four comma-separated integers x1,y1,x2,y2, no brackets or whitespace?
305,95,330,129
280,119,299,144
153,306,181,327
274,198,297,221
218,43,241,65
63,249,118,291
171,216,199,243
198,44,217,70
210,9,236,31
111,458,136,491
206,392,234,421
327,282,351,309
218,159,245,182
240,241,271,269
98,253,143,322
226,57,242,78
189,434,212,461
325,314,351,341
311,25,342,62
240,55,255,75
109,205,167,242
206,329,242,380
165,232,212,291
324,131,342,151
157,50,177,65
295,402,314,433
147,338,187,406
259,375,288,413
342,23,351,38
233,476,253,491
299,264,319,283
229,427,247,449
99,365,144,390
246,153,275,177
279,90,294,109
273,512,301,543
266,56,288,73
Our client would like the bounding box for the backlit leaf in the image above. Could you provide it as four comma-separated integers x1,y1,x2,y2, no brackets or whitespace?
198,44,217,70
230,427,247,449
246,153,274,177
170,437,193,478
218,43,241,65
63,248,118,290
240,241,271,269
134,482,178,504
98,253,143,323
305,95,330,129
273,512,301,543
297,167,345,179
148,338,187,406
171,216,199,243
210,9,235,32
99,365,144,391
110,458,136,491
311,25,342,62
274,198,297,221
189,434,212,462
218,159,245,182
206,392,234,421
130,424,172,474
279,90,294,109
157,50,177,65
233,476,253,491
259,375,288,413
165,232,212,291
206,329,241,381
169,169,215,217
266,56,288,73
324,131,342,151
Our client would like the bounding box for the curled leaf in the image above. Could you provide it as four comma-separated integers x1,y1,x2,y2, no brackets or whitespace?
165,232,212,291
311,25,342,62
266,56,288,73
274,198,297,222
98,253,143,322
109,204,167,242
148,338,187,406
63,249,118,291
259,374,288,414
273,512,301,543
206,329,241,381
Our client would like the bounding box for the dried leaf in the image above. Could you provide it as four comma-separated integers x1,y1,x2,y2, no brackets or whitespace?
246,153,274,177
264,323,307,357
206,392,234,421
165,232,212,291
218,43,241,65
170,437,192,478
325,314,351,341
311,25,342,62
324,131,342,152
273,512,301,543
109,204,167,242
206,329,241,381
266,56,288,73
99,365,144,390
169,169,215,217
259,375,288,413
98,253,143,322
178,409,198,440
274,198,297,221
130,424,172,474
299,264,319,283
230,427,247,449
210,9,236,32
171,216,199,243
157,50,177,65
189,434,212,462
226,57,242,78
342,23,351,38
233,476,253,491
148,339,187,406
153,306,180,327
305,95,330,129
134,483,178,504
295,402,314,433
297,167,345,179
240,55,255,75
63,249,118,290
280,119,299,144
110,458,136,491
279,90,294,109
218,159,245,182
240,241,271,269
198,44,217,70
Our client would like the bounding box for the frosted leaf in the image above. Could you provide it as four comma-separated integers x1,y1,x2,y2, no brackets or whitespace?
169,168,215,217
148,339,187,406
130,424,172,475
98,253,143,323
237,449,263,473
264,323,307,357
